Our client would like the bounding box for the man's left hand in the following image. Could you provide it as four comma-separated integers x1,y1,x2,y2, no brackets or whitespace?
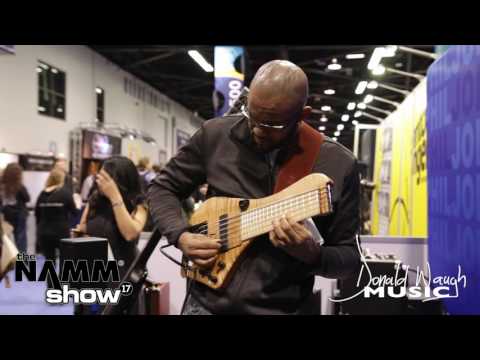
269,213,313,248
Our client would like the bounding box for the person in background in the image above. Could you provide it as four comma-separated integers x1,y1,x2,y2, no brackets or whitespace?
74,156,148,314
55,157,83,227
0,176,4,279
0,168,3,237
35,168,78,289
0,187,16,287
0,163,30,254
137,157,156,194
54,157,75,195
81,161,100,204
0,206,3,241
151,164,162,177
137,158,157,232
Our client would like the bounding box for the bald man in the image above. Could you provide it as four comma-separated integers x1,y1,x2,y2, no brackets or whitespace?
148,60,361,315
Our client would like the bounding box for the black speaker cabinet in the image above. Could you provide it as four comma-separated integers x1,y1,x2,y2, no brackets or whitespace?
59,237,108,290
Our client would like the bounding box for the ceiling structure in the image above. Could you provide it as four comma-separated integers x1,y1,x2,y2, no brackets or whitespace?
90,45,436,150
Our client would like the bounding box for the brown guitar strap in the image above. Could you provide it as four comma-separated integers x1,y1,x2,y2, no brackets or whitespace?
273,121,324,194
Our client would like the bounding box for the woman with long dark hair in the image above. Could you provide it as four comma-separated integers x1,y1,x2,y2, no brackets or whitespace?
0,163,30,253
74,156,148,314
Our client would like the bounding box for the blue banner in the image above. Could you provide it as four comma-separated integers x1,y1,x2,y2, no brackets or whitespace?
213,46,245,117
427,45,480,314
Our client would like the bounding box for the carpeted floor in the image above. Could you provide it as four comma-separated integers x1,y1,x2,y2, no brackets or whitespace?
0,255,74,315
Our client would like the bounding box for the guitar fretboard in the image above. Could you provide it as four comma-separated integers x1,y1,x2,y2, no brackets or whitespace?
239,189,329,241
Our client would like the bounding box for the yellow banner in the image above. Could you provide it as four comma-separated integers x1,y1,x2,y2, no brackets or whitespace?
371,80,428,237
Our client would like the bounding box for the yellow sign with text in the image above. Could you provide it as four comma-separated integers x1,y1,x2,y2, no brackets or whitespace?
371,80,428,237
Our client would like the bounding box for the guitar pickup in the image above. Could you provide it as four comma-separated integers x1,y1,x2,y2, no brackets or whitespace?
218,214,229,252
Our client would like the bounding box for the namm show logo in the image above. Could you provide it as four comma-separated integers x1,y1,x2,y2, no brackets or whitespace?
15,253,133,305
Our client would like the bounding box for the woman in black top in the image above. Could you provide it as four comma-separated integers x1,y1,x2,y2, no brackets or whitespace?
35,168,78,289
1,163,30,253
74,156,148,314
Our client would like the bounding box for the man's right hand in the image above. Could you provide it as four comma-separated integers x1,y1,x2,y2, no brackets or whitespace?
178,232,221,269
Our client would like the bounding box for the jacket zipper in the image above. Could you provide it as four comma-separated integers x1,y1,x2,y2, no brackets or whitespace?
266,153,275,194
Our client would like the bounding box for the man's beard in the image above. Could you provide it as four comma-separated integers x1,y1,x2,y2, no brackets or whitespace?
250,129,296,153
251,132,278,153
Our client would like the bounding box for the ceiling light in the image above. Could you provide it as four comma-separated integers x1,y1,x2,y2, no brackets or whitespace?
334,131,340,137
341,114,349,122
364,95,373,104
357,103,367,109
188,50,214,72
324,89,335,95
337,124,344,131
321,105,332,112
346,53,365,59
318,126,326,131
320,116,328,122
367,81,378,89
367,46,397,70
332,137,337,141
355,81,368,95
384,45,398,57
327,58,342,71
354,111,362,118
352,120,359,126
367,47,385,70
347,102,356,110
327,63,342,70
372,65,386,75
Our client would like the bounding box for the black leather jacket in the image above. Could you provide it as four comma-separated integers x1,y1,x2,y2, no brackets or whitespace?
148,115,361,314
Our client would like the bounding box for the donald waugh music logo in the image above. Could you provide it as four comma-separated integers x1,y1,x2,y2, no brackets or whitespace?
329,236,467,304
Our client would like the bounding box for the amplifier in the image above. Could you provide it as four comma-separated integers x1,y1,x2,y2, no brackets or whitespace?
338,258,408,315
59,237,109,290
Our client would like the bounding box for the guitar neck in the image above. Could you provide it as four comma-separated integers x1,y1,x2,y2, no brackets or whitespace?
239,188,331,241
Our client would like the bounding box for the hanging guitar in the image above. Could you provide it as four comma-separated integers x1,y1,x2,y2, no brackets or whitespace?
181,173,333,290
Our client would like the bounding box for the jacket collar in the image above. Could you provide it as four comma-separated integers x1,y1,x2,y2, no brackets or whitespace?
229,115,254,146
